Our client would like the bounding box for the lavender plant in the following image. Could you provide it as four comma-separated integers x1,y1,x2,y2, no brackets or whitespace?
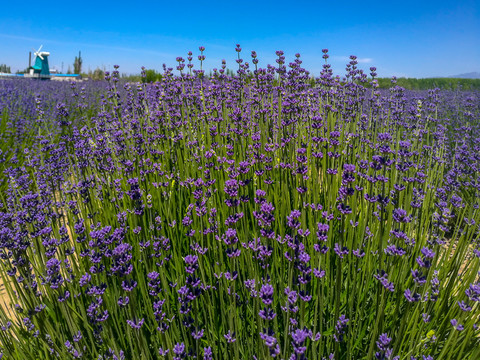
0,47,479,360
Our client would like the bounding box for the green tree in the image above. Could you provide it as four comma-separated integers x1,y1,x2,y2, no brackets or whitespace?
92,67,105,80
142,69,162,83
73,52,83,74
0,64,11,73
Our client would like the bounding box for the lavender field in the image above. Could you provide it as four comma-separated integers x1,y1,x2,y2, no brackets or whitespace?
0,48,479,360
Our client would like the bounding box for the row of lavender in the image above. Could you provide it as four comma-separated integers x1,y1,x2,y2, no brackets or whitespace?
0,48,479,359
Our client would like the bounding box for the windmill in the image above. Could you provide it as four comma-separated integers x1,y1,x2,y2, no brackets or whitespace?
17,45,82,80
30,45,51,78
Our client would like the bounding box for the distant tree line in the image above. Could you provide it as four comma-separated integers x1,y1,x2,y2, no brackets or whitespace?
84,68,106,80
64,62,480,91
142,69,163,83
372,77,480,90
0,64,11,73
118,68,241,83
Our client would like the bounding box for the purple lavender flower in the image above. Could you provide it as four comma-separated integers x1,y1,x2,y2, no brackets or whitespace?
451,319,464,331
375,333,399,360
224,330,236,343
334,315,349,342
259,283,274,306
191,328,204,339
291,327,311,355
404,289,421,302
126,318,144,329
173,342,186,360
184,255,199,274
203,347,212,360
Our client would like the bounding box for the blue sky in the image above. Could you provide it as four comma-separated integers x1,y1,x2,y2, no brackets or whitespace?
0,0,479,78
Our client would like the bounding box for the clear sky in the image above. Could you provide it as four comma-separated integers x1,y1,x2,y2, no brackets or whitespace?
1,0,479,78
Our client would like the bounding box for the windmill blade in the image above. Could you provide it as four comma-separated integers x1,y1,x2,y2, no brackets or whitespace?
32,48,42,60
38,45,43,52
32,47,44,60
32,45,43,60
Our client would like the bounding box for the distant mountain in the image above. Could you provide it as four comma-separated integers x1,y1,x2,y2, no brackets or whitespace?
448,72,480,79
